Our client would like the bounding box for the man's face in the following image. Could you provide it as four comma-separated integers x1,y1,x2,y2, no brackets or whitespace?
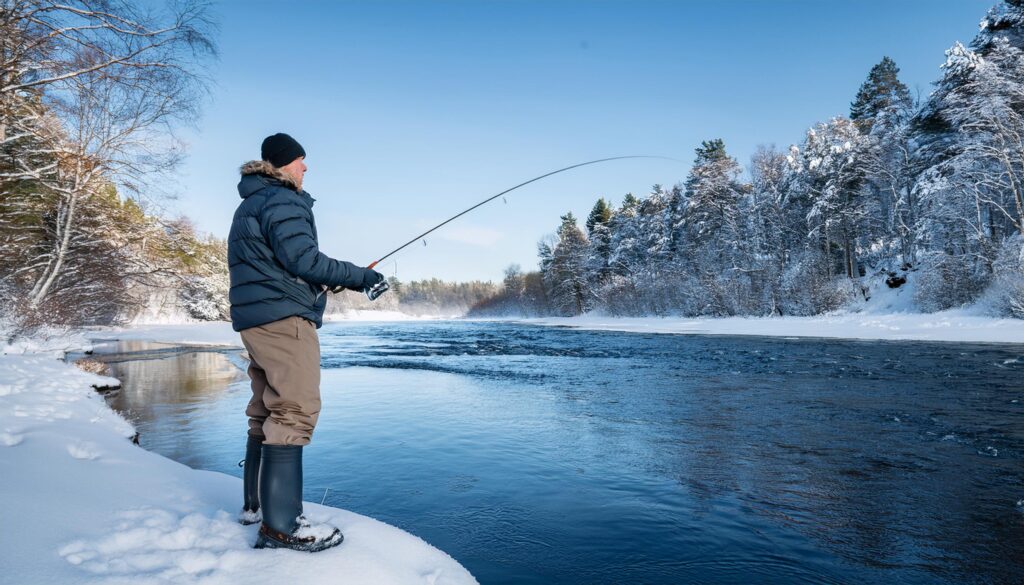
280,156,307,191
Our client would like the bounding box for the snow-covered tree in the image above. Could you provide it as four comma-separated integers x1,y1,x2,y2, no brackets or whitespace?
683,140,747,254
850,56,914,134
847,58,919,265
746,145,796,314
543,213,590,315
0,0,216,329
607,193,642,279
583,198,614,303
792,118,875,280
475,1,1024,320
681,140,752,314
910,4,1024,308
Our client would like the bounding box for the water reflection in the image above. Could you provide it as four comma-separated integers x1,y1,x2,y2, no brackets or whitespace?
71,340,246,437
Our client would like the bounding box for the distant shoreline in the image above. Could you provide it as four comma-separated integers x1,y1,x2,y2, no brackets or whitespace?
511,313,1024,345
82,311,1024,349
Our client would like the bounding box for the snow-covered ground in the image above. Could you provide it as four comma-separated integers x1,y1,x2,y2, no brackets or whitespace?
521,281,1024,344
324,309,441,322
0,348,476,584
91,321,242,348
522,311,1024,343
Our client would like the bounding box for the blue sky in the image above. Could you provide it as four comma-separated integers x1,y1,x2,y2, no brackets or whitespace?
174,0,991,282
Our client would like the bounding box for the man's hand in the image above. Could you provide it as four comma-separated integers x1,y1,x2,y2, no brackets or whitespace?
361,269,385,290
329,268,384,294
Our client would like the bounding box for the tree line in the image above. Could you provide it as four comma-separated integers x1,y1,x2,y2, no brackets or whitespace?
0,0,224,336
473,1,1024,319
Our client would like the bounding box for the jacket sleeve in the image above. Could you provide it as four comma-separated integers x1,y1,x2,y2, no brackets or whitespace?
259,194,368,289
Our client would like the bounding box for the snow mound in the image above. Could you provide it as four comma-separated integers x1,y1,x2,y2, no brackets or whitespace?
0,352,477,585
1,430,23,446
855,268,921,314
67,440,100,460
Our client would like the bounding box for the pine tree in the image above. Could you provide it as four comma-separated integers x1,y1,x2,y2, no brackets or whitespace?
747,145,795,314
543,213,590,315
976,0,1024,54
845,58,919,266
607,193,642,278
683,139,747,256
585,198,613,234
679,140,752,314
583,198,615,297
850,57,913,133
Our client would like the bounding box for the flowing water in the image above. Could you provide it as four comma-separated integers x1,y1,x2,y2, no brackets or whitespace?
80,321,1024,584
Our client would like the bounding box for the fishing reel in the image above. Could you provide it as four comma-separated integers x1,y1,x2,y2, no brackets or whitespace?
365,278,390,301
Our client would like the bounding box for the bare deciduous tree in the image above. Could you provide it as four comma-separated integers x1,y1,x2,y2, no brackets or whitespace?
0,0,215,321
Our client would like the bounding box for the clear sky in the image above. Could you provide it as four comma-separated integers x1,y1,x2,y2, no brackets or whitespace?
172,0,992,283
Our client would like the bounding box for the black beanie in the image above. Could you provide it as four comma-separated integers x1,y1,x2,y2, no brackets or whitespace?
261,133,306,168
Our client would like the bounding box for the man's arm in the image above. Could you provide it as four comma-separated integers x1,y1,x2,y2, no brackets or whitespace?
260,196,370,289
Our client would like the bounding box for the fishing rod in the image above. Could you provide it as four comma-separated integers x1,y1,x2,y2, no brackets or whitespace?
361,155,682,300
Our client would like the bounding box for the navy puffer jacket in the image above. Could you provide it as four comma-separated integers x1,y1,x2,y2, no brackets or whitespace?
228,160,370,331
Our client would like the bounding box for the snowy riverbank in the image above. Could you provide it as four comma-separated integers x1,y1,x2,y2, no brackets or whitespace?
74,305,1024,350
2,310,1021,583
520,310,1024,344
0,345,476,584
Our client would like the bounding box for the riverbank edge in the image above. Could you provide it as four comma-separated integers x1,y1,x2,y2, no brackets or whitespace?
0,336,478,585
497,311,1024,345
56,308,1024,351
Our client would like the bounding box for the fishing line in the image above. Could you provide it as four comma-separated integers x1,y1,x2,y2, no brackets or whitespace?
366,155,683,270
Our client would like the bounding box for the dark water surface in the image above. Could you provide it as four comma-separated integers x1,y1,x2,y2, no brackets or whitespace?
85,322,1023,584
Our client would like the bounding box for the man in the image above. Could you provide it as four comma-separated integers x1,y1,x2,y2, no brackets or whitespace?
228,133,383,552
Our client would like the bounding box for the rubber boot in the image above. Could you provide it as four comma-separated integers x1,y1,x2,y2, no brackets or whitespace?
253,444,343,552
238,436,262,525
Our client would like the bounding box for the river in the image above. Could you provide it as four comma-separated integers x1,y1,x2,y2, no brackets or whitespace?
80,321,1024,584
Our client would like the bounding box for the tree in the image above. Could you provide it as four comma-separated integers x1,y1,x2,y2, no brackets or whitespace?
677,140,752,314
585,197,612,234
793,118,874,280
747,145,794,314
607,193,642,278
0,0,216,326
850,56,913,133
847,58,919,266
583,198,614,299
543,212,590,315
683,140,747,253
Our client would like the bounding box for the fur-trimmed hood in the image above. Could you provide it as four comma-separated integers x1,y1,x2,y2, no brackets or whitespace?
239,159,300,193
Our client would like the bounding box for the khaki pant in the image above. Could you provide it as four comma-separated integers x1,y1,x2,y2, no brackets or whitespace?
240,316,321,446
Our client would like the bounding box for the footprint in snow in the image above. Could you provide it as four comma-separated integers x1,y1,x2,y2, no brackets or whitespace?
67,441,100,460
60,508,248,581
1,431,23,446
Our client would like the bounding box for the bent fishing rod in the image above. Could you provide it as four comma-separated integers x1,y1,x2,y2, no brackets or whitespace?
360,155,682,300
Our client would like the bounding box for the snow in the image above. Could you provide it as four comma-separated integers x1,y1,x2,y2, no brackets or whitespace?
521,310,1024,344
78,312,438,351
89,321,242,347
517,271,1023,344
324,310,440,322
1,326,92,356
0,349,476,584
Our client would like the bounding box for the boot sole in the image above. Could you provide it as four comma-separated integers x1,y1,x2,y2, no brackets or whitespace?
254,528,344,553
